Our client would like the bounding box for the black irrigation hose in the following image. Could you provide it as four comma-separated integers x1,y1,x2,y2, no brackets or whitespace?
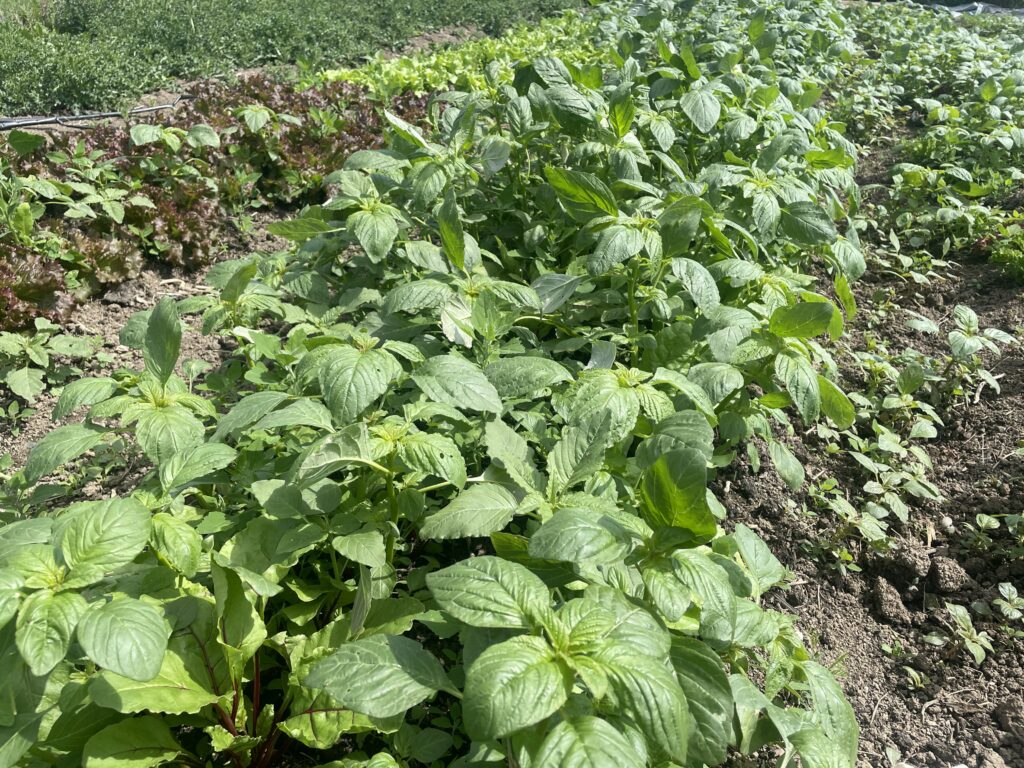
0,94,194,132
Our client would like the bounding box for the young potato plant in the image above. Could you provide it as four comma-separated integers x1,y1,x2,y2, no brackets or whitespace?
0,0,869,766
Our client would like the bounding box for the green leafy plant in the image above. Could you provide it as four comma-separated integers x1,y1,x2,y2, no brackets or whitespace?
0,0,871,764
0,318,96,404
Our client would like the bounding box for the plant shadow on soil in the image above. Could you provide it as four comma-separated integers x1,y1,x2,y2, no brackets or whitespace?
718,258,1024,768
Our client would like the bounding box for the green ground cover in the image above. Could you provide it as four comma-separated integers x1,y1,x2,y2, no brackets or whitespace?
0,0,581,116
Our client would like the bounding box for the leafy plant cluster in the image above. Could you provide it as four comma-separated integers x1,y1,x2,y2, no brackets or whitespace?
315,11,601,100
0,317,96,410
0,0,581,116
807,300,1014,557
834,1,1024,275
0,0,876,765
0,75,430,333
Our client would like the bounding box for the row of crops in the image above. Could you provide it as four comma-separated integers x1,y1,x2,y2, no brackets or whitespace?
0,0,582,115
0,0,1022,765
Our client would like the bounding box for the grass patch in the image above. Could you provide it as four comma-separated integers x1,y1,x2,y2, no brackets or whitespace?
0,0,581,115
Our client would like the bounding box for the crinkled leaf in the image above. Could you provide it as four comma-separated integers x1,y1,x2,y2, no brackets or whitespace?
463,634,570,741
427,556,549,629
77,599,170,682
420,483,518,540
305,635,452,718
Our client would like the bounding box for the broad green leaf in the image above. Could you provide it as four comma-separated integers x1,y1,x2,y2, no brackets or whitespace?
593,643,689,763
349,208,398,263
640,448,716,539
463,634,570,741
382,279,453,315
485,357,572,399
5,367,44,402
544,166,618,222
151,513,201,577
751,190,780,234
528,509,632,565
569,375,640,442
533,56,573,87
680,89,721,134
82,716,182,768
58,497,151,584
774,353,820,423
609,89,637,139
333,530,387,569
532,273,582,313
279,666,377,749
187,123,220,147
399,432,467,488
589,225,644,274
90,636,220,714
643,557,691,621
672,551,738,645
769,303,835,339
253,398,333,432
77,599,170,682
669,637,733,766
687,362,744,406
730,524,786,596
159,443,236,493
134,405,205,465
659,196,709,258
305,635,452,718
636,410,715,468
802,662,859,767
143,298,181,385
294,424,377,484
817,376,855,430
24,424,104,484
319,346,400,424
129,124,163,146
212,390,289,441
780,202,836,246
268,217,335,242
548,418,611,499
15,590,87,676
768,440,805,491
437,188,465,271
547,84,596,121
650,368,718,423
53,377,117,420
672,258,720,314
211,560,266,660
427,556,549,629
6,129,45,155
385,109,431,149
0,585,19,632
980,76,999,102
419,483,518,540
413,355,502,414
534,716,645,768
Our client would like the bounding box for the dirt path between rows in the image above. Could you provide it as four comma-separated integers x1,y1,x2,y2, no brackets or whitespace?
722,259,1024,768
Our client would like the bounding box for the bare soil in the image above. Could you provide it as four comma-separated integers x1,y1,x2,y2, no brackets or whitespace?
719,259,1024,768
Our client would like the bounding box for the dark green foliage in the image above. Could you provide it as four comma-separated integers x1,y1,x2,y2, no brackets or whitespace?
0,0,581,116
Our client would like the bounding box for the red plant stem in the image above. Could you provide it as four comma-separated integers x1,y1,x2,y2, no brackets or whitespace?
253,729,281,768
214,703,239,737
252,651,261,726
230,683,240,724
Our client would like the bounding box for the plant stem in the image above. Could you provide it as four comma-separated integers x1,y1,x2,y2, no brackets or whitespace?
385,465,399,564
628,260,641,367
